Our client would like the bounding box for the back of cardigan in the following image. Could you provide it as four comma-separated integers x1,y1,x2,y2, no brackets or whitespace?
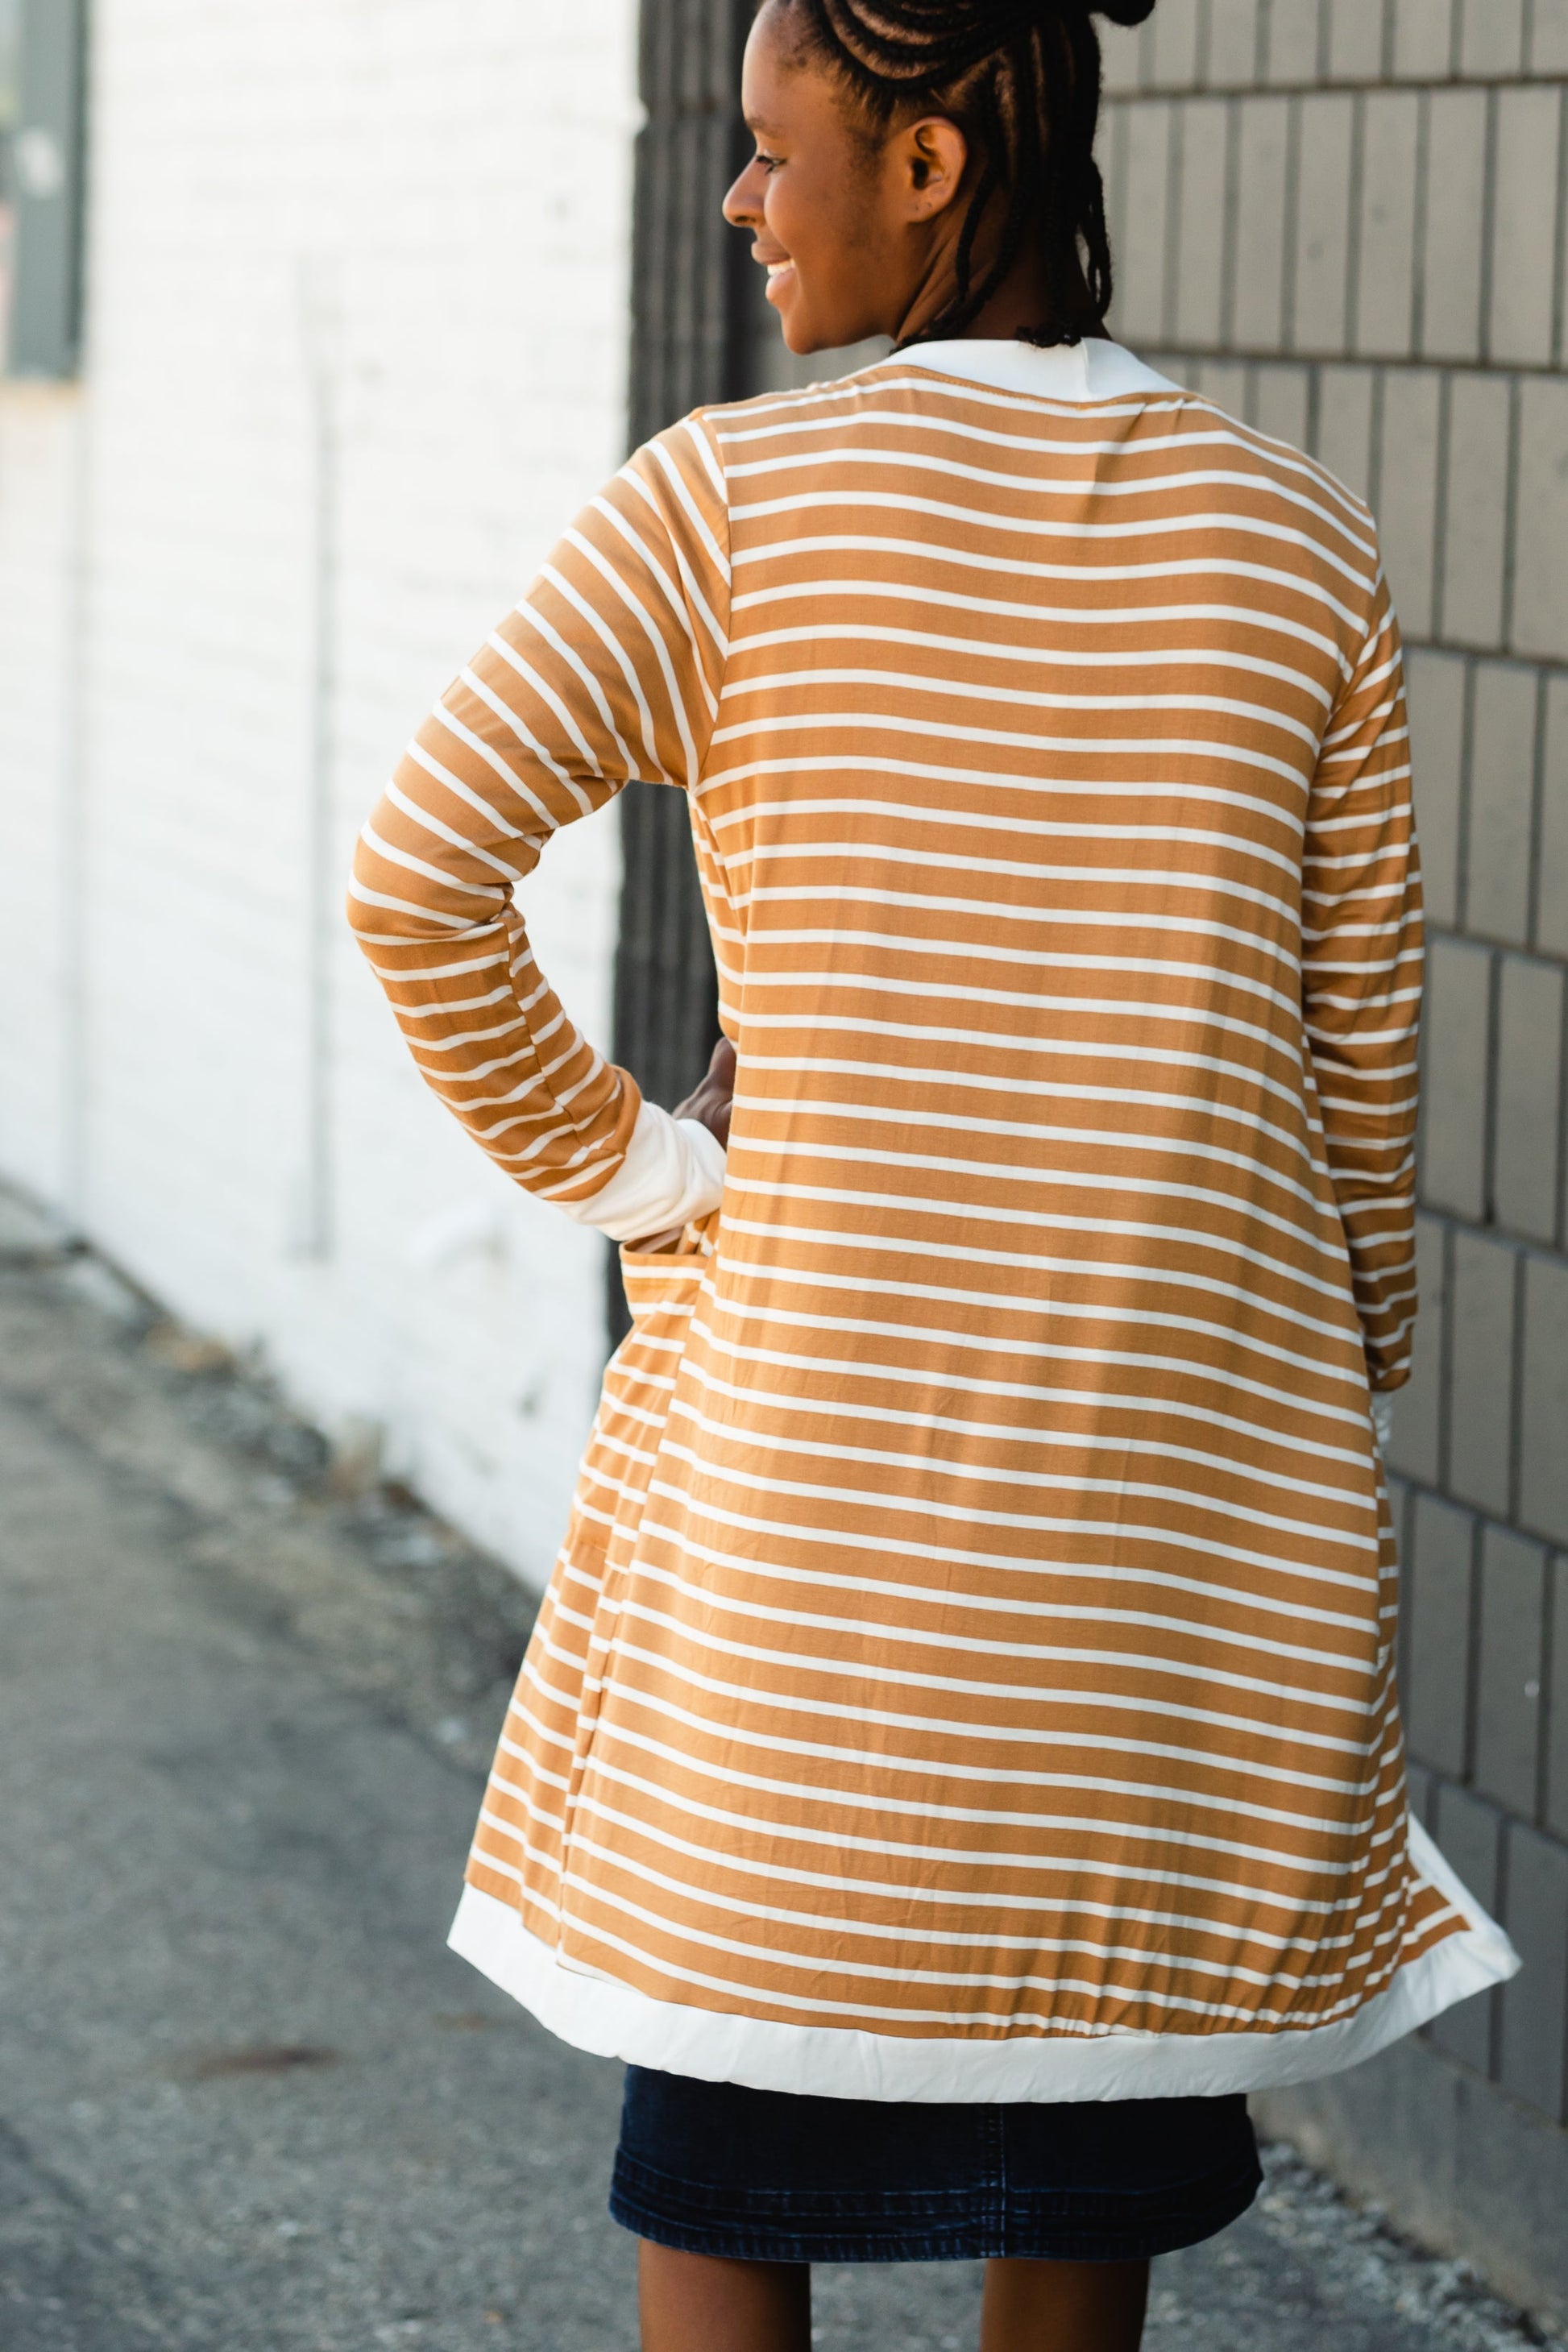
351,346,1516,2100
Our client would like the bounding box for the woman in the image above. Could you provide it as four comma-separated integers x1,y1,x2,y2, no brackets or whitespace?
351,2,1516,2346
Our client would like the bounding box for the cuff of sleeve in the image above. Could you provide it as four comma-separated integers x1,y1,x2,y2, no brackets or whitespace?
1371,1393,1394,1455
557,1101,726,1242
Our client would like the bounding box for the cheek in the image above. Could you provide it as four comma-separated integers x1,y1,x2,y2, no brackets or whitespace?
769,161,876,272
762,169,816,259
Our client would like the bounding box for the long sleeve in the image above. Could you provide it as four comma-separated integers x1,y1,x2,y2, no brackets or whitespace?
1301,566,1424,1392
348,417,730,1205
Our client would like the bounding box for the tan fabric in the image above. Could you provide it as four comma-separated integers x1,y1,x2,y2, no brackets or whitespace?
351,351,1496,2090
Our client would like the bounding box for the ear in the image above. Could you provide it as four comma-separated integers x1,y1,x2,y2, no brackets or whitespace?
891,114,969,222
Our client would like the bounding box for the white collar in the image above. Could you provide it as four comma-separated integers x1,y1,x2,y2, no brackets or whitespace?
869,335,1179,403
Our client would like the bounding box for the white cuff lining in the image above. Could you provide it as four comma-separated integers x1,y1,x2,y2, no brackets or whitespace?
558,1101,726,1242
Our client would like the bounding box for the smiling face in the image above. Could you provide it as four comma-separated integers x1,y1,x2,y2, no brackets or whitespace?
722,0,974,354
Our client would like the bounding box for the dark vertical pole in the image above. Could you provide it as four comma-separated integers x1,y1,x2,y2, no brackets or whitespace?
6,0,89,377
608,0,753,1339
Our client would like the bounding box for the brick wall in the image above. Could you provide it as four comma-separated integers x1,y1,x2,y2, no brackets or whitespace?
1099,0,1568,2257
0,0,640,1581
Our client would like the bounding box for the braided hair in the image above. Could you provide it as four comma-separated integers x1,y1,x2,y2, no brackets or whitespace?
774,0,1157,346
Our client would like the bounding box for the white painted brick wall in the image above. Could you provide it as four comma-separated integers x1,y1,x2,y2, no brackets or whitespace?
0,0,641,1583
0,387,81,1209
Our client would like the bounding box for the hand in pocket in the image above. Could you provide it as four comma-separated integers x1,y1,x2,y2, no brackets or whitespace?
626,1037,735,1253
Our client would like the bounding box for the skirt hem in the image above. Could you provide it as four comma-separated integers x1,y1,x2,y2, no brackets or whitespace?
608,2151,1263,2264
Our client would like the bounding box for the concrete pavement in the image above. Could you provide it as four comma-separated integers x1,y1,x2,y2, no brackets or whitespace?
0,1205,1555,2351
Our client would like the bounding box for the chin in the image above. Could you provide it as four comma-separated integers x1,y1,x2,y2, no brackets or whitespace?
778,310,837,357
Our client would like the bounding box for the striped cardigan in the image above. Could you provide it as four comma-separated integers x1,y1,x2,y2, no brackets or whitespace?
351,337,1515,2101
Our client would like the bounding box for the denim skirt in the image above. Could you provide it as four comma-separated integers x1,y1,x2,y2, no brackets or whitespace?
609,2066,1261,2264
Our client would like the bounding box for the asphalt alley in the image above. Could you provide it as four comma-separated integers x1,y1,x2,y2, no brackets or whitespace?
0,1197,1550,2352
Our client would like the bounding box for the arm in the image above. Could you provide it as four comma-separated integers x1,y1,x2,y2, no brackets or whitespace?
348,420,730,1226
1301,569,1423,1392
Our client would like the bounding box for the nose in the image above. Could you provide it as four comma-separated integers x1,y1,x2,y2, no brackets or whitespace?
723,155,766,230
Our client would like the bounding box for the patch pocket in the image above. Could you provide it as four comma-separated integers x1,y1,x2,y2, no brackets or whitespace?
616,1207,718,1329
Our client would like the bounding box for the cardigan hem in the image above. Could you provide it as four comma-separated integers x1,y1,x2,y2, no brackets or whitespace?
448,1819,1517,2105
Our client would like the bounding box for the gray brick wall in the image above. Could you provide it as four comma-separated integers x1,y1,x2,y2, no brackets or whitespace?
1101,0,1568,2138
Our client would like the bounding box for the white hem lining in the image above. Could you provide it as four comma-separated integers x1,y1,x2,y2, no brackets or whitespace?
449,1819,1516,2103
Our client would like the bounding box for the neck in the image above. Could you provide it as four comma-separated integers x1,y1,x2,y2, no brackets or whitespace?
893,236,1077,347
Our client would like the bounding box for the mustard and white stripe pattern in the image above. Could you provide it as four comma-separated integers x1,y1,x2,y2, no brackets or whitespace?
351,345,1514,2098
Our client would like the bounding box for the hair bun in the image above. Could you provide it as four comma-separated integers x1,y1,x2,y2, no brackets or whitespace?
1094,0,1157,23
